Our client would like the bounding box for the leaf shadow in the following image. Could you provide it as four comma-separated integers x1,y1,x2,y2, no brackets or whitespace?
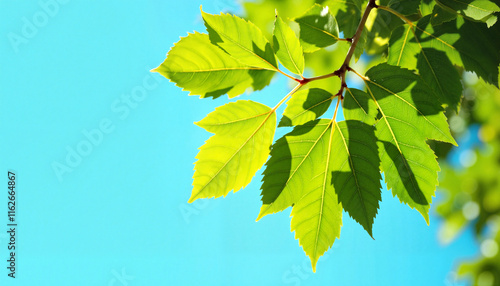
296,15,338,48
279,88,333,127
381,140,428,206
260,120,321,204
411,16,500,86
367,63,443,116
203,20,277,96
330,120,381,236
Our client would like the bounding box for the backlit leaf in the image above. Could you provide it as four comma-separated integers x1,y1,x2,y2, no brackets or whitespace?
273,14,305,75
436,0,500,27
331,120,382,237
388,24,463,110
189,100,276,202
258,120,334,219
279,88,333,127
363,64,456,222
202,9,278,70
153,32,274,99
343,88,378,125
260,119,342,271
410,15,500,87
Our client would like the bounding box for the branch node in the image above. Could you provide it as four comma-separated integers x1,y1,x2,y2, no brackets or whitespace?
299,78,311,85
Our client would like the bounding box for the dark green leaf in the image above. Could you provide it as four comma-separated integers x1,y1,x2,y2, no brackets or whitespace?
388,25,463,110
324,0,364,37
331,120,382,237
430,5,458,26
294,4,340,53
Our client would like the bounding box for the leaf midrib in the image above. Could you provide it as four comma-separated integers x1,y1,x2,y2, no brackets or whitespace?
364,82,425,204
335,123,370,231
259,122,331,216
313,120,335,262
205,14,278,71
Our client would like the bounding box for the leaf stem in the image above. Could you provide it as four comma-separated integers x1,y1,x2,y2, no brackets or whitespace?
332,95,341,122
376,5,414,26
349,67,369,82
277,68,303,81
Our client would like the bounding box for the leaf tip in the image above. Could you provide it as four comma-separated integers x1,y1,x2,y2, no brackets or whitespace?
256,207,267,221
310,258,318,273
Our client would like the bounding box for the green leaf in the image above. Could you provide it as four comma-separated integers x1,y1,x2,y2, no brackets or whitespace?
363,64,457,222
273,14,305,75
420,0,437,16
364,0,422,54
201,9,278,70
258,120,335,220
388,25,463,110
388,0,422,16
416,48,463,111
353,29,367,62
436,0,500,27
331,120,382,237
294,4,340,53
364,8,403,54
189,100,276,202
260,119,342,271
153,32,274,99
430,5,458,26
324,0,363,37
279,88,333,127
343,88,378,125
410,15,500,87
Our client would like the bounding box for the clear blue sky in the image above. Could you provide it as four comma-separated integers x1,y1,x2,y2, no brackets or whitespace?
0,1,479,285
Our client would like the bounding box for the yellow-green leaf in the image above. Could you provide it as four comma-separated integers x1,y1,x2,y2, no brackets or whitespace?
273,14,305,75
363,64,457,222
279,88,334,127
190,100,276,202
436,0,500,27
153,32,274,99
343,88,378,125
202,8,278,71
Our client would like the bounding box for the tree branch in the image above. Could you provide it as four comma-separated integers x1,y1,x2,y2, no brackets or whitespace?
300,0,378,99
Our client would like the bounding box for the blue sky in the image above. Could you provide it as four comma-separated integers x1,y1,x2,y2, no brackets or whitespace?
0,1,479,285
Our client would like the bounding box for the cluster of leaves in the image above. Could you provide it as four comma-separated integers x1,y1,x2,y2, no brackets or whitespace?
436,77,500,286
154,0,500,271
